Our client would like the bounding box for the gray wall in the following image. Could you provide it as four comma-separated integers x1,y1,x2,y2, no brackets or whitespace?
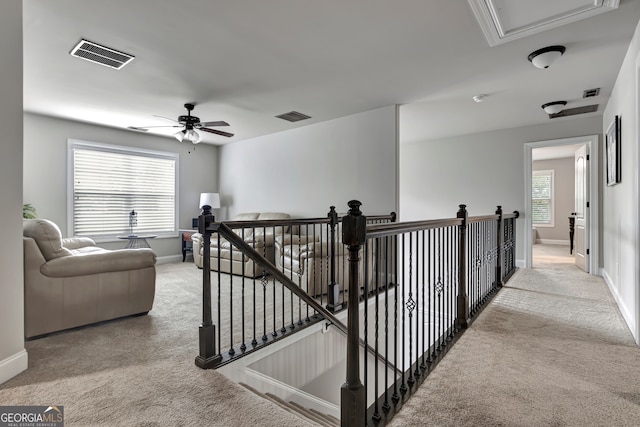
0,0,27,384
532,157,575,242
23,113,220,259
399,114,603,266
218,105,398,219
602,18,640,343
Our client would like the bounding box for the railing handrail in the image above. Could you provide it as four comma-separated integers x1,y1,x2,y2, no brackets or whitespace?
207,221,403,376
209,222,350,335
216,217,331,229
366,218,462,237
366,211,520,238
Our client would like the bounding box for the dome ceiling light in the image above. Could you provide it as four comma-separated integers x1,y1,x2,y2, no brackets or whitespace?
542,101,568,115
528,45,566,69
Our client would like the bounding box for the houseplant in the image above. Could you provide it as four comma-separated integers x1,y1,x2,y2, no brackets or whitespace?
23,203,37,219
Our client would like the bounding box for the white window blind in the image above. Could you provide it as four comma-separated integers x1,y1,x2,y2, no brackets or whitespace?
69,140,178,239
532,170,554,226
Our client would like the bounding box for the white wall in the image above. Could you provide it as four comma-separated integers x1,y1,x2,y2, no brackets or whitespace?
218,105,398,219
23,113,220,258
602,18,640,344
0,0,27,385
399,115,602,266
533,157,575,242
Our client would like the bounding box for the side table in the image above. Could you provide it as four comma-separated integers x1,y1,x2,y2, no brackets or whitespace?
117,235,157,249
181,230,196,262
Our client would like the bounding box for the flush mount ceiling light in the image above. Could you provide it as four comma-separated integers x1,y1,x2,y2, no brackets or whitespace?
528,45,566,69
542,101,568,115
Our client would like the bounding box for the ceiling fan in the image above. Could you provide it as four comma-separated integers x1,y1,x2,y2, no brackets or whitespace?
130,103,234,144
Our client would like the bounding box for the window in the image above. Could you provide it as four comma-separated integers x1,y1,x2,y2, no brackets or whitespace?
68,140,178,240
532,170,554,227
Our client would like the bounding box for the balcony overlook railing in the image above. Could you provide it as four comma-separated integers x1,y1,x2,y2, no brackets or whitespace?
193,201,519,426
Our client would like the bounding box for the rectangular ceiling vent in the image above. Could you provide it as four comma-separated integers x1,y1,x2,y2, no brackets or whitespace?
583,88,600,98
275,111,311,122
549,104,598,118
70,39,134,70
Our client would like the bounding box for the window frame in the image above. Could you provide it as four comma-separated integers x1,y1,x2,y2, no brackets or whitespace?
67,139,179,241
531,169,555,228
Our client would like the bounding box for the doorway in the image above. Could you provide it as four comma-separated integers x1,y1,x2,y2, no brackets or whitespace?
524,135,599,273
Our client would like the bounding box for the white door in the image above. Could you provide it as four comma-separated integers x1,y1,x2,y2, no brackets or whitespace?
574,145,589,272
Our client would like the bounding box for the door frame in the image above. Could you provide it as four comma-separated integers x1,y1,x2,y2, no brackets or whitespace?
523,135,599,273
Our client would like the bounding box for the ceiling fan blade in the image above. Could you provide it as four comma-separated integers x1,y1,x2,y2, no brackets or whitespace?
200,127,234,138
152,114,180,123
133,125,182,129
199,121,229,127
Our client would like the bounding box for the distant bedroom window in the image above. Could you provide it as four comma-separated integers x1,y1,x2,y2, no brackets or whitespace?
68,140,178,240
532,169,554,227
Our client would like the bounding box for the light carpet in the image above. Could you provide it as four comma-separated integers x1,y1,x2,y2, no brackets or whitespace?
3,247,639,426
389,245,640,426
0,262,317,427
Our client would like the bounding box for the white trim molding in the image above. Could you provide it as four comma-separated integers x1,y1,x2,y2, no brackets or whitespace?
0,349,28,386
524,135,599,273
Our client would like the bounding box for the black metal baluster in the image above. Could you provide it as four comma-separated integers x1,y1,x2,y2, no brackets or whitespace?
372,237,381,422
383,235,391,413
228,236,235,357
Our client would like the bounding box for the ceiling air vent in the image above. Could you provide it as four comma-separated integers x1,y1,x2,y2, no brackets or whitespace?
549,104,599,118
583,88,600,98
275,111,311,122
70,39,134,70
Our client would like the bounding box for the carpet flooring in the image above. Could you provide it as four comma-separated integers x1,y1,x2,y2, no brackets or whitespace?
2,245,638,426
0,262,317,427
388,244,640,426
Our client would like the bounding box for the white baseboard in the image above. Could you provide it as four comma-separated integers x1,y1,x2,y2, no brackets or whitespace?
602,269,639,345
536,239,570,245
0,349,28,385
516,259,525,268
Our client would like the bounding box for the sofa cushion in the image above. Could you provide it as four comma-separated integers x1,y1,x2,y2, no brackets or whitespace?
234,212,260,221
41,248,156,277
23,219,72,261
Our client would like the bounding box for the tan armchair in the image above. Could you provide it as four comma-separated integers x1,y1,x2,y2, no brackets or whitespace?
23,219,156,338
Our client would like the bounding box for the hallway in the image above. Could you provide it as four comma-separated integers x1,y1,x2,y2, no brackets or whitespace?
389,248,639,426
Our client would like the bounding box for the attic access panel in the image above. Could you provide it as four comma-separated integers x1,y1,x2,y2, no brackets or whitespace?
469,0,620,46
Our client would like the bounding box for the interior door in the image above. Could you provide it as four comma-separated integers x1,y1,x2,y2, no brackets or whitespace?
574,145,589,272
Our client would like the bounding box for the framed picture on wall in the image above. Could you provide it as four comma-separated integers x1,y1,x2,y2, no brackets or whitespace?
606,115,621,186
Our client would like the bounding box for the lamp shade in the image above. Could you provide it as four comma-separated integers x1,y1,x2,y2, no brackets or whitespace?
199,193,220,209
528,45,566,69
174,130,185,142
542,101,567,115
184,129,202,144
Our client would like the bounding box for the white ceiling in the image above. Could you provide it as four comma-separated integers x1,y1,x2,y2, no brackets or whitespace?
22,0,640,146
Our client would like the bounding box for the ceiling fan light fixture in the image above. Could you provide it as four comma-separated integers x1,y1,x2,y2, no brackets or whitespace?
528,45,566,69
542,101,567,115
183,129,201,144
173,130,185,142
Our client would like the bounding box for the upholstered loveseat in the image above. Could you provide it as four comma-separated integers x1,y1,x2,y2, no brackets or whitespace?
192,212,291,277
23,219,157,338
274,232,348,297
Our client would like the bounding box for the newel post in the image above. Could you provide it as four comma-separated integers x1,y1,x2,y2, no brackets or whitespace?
195,206,222,369
341,200,366,427
327,206,341,312
495,205,504,289
456,204,469,330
